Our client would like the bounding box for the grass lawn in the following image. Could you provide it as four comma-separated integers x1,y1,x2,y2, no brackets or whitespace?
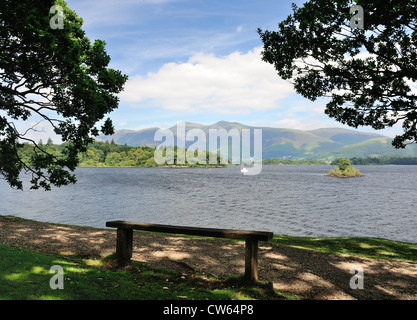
1,227,416,300
0,243,288,300
271,235,417,262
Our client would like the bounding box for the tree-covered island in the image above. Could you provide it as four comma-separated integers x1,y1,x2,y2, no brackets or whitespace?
327,157,363,178
17,140,228,169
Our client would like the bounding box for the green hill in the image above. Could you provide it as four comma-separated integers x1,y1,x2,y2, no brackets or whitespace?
313,137,417,160
309,128,383,144
98,121,417,161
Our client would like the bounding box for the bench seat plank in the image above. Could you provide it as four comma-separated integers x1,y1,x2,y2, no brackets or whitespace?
106,220,273,241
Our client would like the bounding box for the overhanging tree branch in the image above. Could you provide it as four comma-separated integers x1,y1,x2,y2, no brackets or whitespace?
0,0,128,190
259,0,417,148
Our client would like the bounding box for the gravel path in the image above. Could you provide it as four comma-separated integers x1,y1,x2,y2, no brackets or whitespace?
0,215,416,300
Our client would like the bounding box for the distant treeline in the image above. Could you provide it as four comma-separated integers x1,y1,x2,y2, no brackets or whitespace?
20,140,417,168
263,159,328,165
79,141,158,167
331,156,417,165
18,140,227,168
263,156,417,165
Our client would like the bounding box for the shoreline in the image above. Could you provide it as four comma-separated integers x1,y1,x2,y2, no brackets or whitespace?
2,214,417,249
77,164,228,168
1,215,416,300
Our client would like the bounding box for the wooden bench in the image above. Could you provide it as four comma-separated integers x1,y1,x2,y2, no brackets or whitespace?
106,220,273,282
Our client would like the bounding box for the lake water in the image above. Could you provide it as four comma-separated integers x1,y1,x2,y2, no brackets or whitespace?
1,165,416,243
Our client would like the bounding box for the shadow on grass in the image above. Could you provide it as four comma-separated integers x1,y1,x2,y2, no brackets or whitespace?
0,244,288,300
271,235,417,262
1,216,416,300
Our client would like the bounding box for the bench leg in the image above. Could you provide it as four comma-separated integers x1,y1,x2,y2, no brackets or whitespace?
244,239,259,282
116,228,133,266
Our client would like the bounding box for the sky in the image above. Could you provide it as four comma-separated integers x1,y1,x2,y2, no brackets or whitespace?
27,0,406,141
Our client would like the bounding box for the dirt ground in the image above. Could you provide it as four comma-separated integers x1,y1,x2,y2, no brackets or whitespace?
0,215,416,300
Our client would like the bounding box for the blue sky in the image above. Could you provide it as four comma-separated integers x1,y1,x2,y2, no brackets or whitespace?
57,0,401,137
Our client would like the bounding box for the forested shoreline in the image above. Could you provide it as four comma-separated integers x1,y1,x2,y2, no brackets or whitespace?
331,156,417,165
17,140,417,168
17,140,226,168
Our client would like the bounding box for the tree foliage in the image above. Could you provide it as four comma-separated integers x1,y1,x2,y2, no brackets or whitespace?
327,156,362,177
332,155,417,165
0,0,128,190
337,157,352,171
258,0,417,149
17,141,228,170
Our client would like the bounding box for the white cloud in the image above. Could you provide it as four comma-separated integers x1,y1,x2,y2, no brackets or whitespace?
120,47,295,114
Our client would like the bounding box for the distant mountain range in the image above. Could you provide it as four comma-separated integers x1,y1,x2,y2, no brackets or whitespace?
97,121,417,160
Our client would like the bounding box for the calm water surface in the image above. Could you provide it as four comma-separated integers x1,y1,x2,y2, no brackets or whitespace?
1,165,416,243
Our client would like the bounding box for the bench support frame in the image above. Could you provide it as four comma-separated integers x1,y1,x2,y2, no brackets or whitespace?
245,238,259,282
107,221,273,283
116,228,133,265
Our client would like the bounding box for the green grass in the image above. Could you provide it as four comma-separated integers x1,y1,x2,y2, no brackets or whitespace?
271,235,417,262
0,243,287,300
1,216,416,300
